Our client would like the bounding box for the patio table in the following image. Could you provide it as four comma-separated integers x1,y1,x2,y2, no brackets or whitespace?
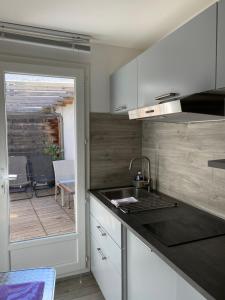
58,179,75,207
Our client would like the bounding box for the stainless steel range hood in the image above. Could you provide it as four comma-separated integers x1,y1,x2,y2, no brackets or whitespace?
128,93,225,123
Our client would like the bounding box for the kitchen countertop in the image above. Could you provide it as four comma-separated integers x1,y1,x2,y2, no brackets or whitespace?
90,188,225,300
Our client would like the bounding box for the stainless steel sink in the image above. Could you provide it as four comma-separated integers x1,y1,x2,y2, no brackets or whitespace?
98,187,178,214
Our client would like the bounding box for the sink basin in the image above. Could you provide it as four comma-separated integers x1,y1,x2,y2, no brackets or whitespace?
98,187,178,214
99,187,155,200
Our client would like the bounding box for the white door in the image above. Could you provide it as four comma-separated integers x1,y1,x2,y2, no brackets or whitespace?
0,61,87,277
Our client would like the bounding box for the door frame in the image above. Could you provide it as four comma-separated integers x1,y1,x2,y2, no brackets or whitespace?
0,60,88,276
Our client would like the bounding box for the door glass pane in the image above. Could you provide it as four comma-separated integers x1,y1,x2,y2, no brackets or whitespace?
5,72,76,242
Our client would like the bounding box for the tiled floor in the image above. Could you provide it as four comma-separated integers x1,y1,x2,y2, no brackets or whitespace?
10,193,75,242
55,273,105,300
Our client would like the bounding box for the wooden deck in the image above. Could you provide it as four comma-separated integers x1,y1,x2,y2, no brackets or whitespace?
10,194,75,242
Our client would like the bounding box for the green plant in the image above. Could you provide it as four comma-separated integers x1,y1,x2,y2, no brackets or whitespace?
44,143,62,161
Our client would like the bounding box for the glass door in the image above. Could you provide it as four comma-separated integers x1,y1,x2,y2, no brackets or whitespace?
0,61,86,277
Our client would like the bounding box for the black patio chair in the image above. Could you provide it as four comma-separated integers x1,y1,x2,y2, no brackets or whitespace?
29,154,55,197
9,155,33,200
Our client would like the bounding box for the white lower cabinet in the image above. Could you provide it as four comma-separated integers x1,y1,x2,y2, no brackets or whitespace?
127,230,177,300
127,230,206,300
176,276,206,300
90,195,206,300
90,196,122,300
91,235,122,300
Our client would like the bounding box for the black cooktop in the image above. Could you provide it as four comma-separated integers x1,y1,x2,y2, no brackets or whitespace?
144,210,225,247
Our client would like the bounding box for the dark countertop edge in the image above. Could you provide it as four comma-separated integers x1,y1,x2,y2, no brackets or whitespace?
89,190,215,300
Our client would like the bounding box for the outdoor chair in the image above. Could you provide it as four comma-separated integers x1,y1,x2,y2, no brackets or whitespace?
53,160,75,208
29,154,55,197
9,156,33,200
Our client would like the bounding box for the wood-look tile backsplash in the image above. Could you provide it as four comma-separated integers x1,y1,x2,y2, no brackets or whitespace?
90,113,142,189
142,120,225,219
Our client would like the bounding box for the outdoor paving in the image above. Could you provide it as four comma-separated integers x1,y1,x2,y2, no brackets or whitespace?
10,194,75,242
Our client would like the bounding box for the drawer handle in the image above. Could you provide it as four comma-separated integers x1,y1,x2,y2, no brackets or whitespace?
115,105,127,111
97,248,107,260
97,225,107,236
155,93,178,101
145,109,154,114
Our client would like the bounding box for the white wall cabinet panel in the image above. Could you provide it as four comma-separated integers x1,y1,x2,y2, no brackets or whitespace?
110,59,138,113
127,230,177,300
176,276,206,300
217,0,225,89
138,4,217,107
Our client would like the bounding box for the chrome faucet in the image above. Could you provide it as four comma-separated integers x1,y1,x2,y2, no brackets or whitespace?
129,156,152,192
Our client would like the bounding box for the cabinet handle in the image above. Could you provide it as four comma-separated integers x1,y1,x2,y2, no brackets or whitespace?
96,225,107,236
114,105,127,111
155,93,178,101
97,248,107,260
145,109,155,114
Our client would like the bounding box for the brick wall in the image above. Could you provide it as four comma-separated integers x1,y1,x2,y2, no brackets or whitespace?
7,113,61,157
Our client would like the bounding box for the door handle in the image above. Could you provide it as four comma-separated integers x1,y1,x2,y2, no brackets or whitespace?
0,173,9,194
0,181,6,194
8,174,17,181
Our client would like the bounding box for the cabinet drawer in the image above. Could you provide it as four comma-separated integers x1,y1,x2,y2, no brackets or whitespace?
91,235,122,300
90,195,121,247
90,214,121,275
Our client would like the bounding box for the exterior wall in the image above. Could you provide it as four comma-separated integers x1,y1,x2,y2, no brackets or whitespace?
7,113,59,157
56,103,75,161
142,120,225,219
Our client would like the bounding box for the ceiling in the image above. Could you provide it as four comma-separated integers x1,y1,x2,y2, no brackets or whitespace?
0,0,217,49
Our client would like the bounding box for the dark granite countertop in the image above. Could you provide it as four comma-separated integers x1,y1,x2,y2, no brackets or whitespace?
90,187,225,300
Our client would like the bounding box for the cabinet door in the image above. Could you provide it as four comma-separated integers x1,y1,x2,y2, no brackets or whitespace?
217,0,225,89
91,235,122,300
127,230,176,300
110,59,138,113
138,4,217,107
176,276,206,300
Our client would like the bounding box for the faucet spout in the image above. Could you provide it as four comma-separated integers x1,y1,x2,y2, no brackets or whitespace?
129,156,152,191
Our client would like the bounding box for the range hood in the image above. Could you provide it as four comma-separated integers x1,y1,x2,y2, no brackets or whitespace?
128,93,225,123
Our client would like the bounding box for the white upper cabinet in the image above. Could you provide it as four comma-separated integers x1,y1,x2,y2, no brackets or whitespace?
216,0,225,89
138,4,217,107
110,59,138,113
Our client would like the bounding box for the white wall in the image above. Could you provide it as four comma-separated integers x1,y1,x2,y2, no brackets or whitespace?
0,39,141,112
56,103,75,161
